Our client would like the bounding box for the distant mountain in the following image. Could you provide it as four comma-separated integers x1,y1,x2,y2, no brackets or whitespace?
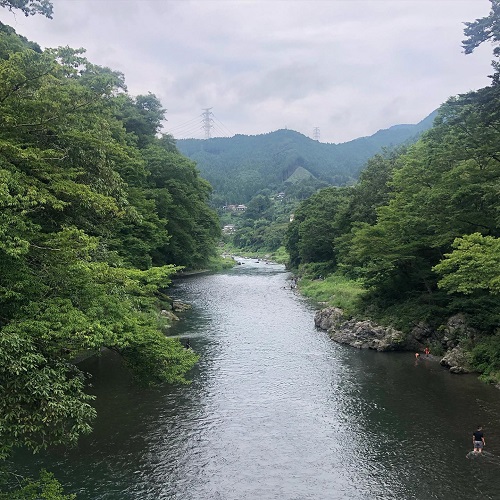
176,111,437,204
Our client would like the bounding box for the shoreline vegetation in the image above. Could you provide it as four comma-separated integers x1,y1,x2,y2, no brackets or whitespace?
0,8,221,496
226,250,498,386
297,272,499,387
220,244,289,265
173,254,236,277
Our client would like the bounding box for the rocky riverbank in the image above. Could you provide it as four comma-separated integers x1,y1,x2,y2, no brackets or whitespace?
314,307,475,375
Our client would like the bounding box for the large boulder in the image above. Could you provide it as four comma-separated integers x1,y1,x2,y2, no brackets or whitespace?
329,319,405,351
315,307,406,351
172,300,192,312
440,346,473,374
314,307,344,331
160,309,179,322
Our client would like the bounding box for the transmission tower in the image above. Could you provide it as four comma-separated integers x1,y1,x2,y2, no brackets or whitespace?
313,127,320,141
202,108,214,139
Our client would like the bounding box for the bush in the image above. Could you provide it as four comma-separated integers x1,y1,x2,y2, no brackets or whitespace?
0,469,75,500
470,335,500,381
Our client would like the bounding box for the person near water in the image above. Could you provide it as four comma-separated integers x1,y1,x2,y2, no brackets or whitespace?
415,352,420,359
473,425,485,453
424,347,430,356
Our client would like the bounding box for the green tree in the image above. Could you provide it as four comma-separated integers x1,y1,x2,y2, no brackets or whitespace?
329,84,500,332
433,233,500,295
0,25,206,467
463,0,500,82
115,92,165,148
285,187,348,270
0,469,75,499
0,0,52,18
141,142,220,269
244,194,272,220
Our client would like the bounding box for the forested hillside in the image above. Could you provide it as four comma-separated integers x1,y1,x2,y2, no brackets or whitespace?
0,6,221,491
177,112,435,206
286,1,500,381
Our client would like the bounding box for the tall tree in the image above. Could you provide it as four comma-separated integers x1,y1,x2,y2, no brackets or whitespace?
285,187,348,270
0,26,206,464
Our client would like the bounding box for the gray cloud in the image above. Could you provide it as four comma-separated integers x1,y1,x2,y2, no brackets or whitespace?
0,0,493,143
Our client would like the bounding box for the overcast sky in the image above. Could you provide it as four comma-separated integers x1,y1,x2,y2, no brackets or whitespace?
0,0,494,143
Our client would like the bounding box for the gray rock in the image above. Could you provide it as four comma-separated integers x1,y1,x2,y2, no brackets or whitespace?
314,307,479,375
160,309,179,321
172,300,191,312
442,313,478,348
329,318,405,351
440,346,472,374
314,307,344,331
314,307,406,352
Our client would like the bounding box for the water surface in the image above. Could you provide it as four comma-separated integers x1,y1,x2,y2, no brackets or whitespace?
15,258,500,499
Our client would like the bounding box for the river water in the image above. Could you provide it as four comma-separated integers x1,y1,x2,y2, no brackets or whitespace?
14,258,500,499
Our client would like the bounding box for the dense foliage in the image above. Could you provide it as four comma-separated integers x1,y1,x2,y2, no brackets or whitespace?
285,1,500,378
0,17,220,477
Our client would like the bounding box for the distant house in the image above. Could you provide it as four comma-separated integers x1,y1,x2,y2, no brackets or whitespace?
223,224,236,233
236,204,247,211
289,213,295,222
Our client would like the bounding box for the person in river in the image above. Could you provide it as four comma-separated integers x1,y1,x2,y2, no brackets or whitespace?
473,425,485,453
424,346,430,357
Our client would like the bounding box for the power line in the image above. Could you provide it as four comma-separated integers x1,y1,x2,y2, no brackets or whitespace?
166,108,233,139
213,116,233,137
313,127,320,141
165,116,203,138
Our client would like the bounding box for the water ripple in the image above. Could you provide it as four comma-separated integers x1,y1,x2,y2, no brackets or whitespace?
13,259,500,499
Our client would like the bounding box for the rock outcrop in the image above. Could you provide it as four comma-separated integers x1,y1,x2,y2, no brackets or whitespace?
314,307,477,375
314,307,406,352
440,346,473,373
172,300,191,312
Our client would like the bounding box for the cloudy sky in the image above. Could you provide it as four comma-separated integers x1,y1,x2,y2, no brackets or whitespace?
0,0,494,143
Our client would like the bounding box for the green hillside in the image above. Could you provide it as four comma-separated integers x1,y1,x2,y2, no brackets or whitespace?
177,111,436,204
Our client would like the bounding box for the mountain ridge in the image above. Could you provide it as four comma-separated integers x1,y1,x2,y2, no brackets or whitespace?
176,110,437,204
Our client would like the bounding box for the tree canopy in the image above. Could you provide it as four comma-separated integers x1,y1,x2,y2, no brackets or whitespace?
0,22,220,469
176,115,434,206
286,73,500,337
463,0,500,82
0,0,53,18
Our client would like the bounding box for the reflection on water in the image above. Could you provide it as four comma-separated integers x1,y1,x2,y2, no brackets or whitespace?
13,259,500,499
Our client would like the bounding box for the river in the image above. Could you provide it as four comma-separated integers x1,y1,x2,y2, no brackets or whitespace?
14,258,500,499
